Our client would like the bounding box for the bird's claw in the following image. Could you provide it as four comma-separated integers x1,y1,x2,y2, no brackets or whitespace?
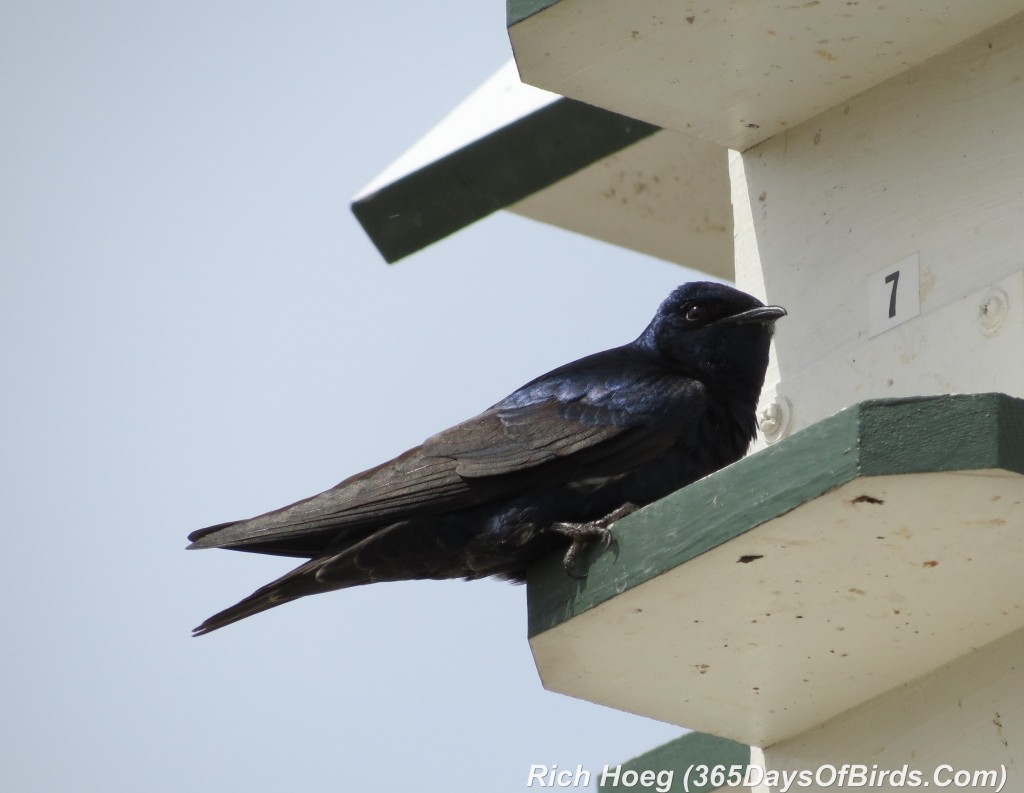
553,502,637,578
560,533,611,579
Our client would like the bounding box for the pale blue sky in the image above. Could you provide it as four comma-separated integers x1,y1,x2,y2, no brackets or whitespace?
1,3,700,790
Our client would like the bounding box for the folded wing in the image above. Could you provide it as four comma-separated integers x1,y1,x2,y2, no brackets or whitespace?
188,366,703,557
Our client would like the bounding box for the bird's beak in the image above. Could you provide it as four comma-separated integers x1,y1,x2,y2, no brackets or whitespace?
715,305,787,326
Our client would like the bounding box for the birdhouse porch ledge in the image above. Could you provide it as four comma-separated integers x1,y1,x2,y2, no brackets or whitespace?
528,393,1024,750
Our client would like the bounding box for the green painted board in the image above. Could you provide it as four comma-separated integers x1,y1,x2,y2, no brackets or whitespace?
527,393,1024,637
351,99,658,263
507,0,561,27
599,732,749,792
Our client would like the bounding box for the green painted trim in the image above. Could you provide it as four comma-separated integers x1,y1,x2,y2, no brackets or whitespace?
350,99,659,264
507,0,561,27
599,732,749,792
856,393,1024,476
528,393,1024,637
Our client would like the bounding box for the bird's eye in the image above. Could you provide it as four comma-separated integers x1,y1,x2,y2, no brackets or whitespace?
683,303,707,322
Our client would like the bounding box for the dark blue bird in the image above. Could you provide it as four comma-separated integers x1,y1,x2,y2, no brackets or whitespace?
188,282,785,635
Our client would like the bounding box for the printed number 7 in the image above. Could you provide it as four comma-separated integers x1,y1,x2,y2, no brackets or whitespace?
884,271,900,319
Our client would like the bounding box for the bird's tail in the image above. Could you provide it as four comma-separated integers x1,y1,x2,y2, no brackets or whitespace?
192,556,342,636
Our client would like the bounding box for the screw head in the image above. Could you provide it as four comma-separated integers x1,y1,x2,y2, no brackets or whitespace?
974,288,1009,337
758,396,792,443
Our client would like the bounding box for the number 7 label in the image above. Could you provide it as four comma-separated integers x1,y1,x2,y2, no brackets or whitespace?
868,253,920,337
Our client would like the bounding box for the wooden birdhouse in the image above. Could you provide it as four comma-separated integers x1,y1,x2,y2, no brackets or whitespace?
354,2,1024,787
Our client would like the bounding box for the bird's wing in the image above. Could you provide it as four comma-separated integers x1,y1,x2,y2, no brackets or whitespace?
188,367,704,554
430,370,704,476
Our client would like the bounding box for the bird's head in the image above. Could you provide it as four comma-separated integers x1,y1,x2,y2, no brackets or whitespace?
640,281,786,393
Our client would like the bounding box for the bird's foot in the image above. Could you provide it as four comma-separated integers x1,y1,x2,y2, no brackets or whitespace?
552,503,638,579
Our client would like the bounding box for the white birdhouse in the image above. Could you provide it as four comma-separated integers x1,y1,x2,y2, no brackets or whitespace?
354,1,1024,786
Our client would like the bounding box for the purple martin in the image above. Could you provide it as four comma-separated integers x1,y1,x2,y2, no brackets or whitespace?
189,282,785,635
